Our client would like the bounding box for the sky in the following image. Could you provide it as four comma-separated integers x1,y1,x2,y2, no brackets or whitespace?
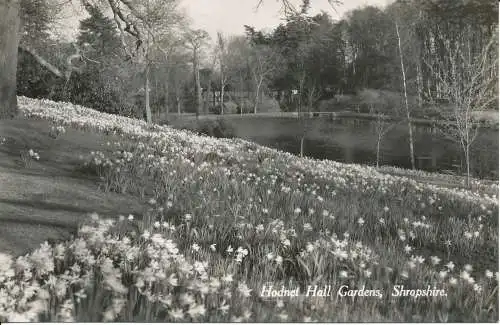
181,0,391,40
56,0,391,42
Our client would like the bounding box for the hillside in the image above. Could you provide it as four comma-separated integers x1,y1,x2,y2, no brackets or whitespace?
0,118,145,256
0,97,497,322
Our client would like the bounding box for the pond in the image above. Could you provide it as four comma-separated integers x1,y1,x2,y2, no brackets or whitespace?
219,116,499,180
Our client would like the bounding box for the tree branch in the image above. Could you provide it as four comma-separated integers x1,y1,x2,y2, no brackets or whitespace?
19,44,64,78
19,43,83,80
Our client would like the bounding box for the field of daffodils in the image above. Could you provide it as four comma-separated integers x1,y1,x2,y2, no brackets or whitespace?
0,97,498,322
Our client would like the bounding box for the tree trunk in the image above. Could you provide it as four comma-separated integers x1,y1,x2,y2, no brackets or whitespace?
164,73,169,119
193,48,202,119
220,78,225,115
145,63,152,124
396,21,416,170
0,0,21,119
416,61,423,107
376,137,381,168
220,55,224,114
177,95,181,114
239,73,244,115
253,78,263,114
212,88,216,110
300,136,304,157
205,76,211,114
465,144,470,187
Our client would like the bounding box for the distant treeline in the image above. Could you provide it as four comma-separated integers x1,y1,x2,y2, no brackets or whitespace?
16,0,498,121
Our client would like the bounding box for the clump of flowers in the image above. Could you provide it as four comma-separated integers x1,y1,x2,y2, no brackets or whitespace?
49,125,66,139
28,149,40,160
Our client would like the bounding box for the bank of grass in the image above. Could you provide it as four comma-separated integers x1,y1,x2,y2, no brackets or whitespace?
0,118,145,257
376,165,499,197
0,97,498,322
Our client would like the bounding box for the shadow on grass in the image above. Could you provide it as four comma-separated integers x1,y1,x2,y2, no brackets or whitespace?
0,118,146,256
0,198,93,214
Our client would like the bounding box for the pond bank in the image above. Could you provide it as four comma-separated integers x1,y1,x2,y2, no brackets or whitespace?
161,110,499,129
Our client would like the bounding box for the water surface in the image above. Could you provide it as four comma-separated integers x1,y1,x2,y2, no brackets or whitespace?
224,116,499,180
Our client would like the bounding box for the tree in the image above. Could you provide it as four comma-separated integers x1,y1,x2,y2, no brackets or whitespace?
0,0,22,118
16,0,52,100
395,20,416,170
183,29,209,119
77,5,122,61
19,0,83,96
299,81,321,157
200,66,214,114
215,32,228,114
169,54,191,115
248,44,282,114
373,110,396,168
342,6,396,91
156,37,185,118
257,0,342,17
66,4,134,114
83,0,185,123
427,28,498,186
225,35,253,114
7,0,70,117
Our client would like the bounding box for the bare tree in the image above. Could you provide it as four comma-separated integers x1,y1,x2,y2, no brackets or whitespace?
256,0,342,16
171,61,190,115
225,35,252,114
216,31,228,114
395,20,416,170
358,90,398,167
157,39,183,119
373,110,396,168
299,81,321,157
204,54,217,114
426,28,498,186
184,29,210,119
249,44,281,114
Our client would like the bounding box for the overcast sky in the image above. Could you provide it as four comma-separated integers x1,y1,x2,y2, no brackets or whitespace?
56,0,391,42
181,0,391,40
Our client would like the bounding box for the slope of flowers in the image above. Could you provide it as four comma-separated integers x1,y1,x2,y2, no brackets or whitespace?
1,96,496,322
18,97,497,207
377,165,498,197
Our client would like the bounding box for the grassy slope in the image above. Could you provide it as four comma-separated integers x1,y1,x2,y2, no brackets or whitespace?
0,115,495,260
376,165,498,197
0,118,145,256
0,99,498,321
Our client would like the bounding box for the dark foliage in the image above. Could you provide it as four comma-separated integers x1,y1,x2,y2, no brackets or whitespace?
194,119,236,138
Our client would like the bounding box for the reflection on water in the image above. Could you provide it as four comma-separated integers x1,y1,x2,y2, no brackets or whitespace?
227,117,498,180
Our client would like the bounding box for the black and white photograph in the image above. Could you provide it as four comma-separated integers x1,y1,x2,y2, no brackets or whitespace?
0,0,498,322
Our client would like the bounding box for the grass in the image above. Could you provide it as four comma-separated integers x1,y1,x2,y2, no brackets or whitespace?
0,96,498,322
0,118,145,256
376,165,499,197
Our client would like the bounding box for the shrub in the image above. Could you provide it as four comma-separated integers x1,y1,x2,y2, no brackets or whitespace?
259,97,281,113
195,119,236,138
212,101,239,114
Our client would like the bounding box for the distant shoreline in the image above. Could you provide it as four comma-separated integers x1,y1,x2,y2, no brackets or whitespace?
161,110,499,128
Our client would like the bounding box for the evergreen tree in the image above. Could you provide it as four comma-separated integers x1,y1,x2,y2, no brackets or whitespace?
67,5,130,114
77,5,121,59
16,0,55,99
